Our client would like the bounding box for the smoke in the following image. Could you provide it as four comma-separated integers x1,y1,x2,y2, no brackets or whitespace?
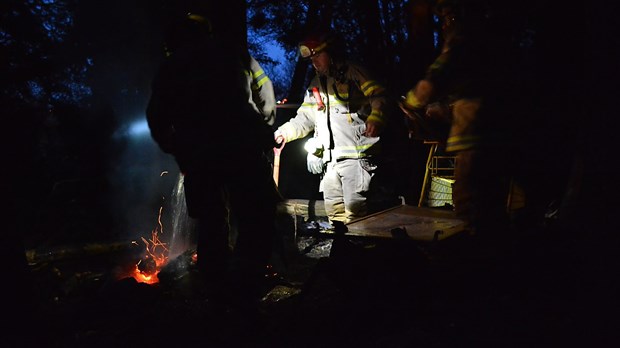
167,174,196,259
107,116,179,243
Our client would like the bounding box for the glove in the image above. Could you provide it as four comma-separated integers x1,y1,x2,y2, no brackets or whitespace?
274,129,285,145
306,153,324,174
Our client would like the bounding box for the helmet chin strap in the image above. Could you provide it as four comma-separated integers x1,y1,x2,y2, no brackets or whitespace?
324,58,338,78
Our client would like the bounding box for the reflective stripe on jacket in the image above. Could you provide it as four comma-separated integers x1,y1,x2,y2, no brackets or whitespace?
278,62,387,162
245,56,276,126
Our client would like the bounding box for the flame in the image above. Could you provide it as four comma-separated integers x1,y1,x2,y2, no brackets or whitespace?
129,206,169,284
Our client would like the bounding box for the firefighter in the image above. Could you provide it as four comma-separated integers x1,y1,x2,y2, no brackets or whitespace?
399,0,519,238
246,55,276,127
146,11,281,311
274,30,390,228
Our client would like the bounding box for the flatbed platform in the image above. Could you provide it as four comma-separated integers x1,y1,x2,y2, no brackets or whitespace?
344,204,467,241
281,199,467,242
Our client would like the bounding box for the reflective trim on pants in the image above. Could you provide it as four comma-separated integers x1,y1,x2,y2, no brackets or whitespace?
320,159,373,223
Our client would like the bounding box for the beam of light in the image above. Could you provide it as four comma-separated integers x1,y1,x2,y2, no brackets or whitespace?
127,119,150,137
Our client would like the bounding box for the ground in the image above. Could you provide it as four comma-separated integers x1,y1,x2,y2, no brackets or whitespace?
9,209,620,348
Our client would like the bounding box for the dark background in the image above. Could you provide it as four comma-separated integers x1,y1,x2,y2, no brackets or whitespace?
1,1,616,345
1,0,612,272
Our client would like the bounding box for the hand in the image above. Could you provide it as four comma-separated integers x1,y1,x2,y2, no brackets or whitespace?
399,100,433,140
399,98,425,122
306,153,324,174
274,129,285,144
364,120,382,137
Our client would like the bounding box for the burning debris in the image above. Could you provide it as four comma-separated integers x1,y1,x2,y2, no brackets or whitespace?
157,248,198,284
128,228,169,284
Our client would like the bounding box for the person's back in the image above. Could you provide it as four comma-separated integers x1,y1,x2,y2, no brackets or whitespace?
148,34,266,174
146,12,281,313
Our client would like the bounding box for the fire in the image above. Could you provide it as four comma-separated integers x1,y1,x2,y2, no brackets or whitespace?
129,206,169,284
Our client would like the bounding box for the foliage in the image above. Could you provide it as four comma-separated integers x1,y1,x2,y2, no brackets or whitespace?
247,0,425,100
1,0,92,107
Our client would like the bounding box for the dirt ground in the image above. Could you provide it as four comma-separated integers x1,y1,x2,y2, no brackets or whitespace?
10,210,620,348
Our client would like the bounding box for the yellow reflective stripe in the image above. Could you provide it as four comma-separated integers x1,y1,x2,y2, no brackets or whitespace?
253,75,269,89
252,68,265,79
314,42,328,54
339,145,371,151
247,68,270,90
429,54,448,72
367,112,385,124
337,144,373,153
360,80,385,96
328,98,347,106
446,134,479,152
187,13,212,32
404,89,422,109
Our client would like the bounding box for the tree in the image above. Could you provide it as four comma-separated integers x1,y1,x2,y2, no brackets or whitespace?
246,0,437,101
1,0,90,107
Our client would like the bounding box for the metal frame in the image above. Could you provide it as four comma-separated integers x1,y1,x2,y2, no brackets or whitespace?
418,141,456,207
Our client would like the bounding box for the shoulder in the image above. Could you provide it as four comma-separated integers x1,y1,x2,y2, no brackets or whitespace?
344,61,373,79
249,56,262,68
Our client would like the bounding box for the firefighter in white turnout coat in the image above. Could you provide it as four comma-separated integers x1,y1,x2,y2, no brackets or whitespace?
275,31,389,226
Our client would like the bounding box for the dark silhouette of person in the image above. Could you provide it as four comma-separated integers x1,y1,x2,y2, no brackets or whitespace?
146,10,282,315
400,0,521,241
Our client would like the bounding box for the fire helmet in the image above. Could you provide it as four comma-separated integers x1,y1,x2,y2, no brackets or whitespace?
163,11,213,56
186,12,212,31
299,31,337,58
434,0,489,20
298,36,330,59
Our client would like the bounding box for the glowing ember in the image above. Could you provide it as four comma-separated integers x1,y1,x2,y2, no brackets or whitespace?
129,206,169,284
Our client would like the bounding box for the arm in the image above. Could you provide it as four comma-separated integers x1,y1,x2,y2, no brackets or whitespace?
349,64,388,137
402,49,451,111
248,56,277,126
400,50,453,139
275,89,318,143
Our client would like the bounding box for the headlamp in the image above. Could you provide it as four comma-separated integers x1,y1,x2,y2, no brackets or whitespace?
299,45,313,58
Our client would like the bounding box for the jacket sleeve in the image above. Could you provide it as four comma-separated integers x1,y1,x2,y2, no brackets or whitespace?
249,57,277,126
403,49,450,109
277,89,317,142
348,63,388,126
